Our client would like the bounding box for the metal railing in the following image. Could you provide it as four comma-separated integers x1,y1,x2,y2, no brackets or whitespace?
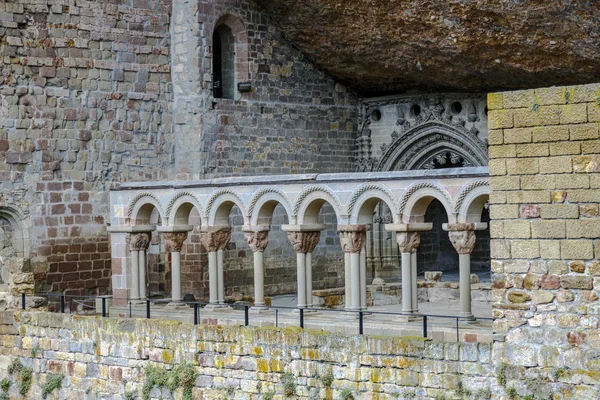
21,292,493,342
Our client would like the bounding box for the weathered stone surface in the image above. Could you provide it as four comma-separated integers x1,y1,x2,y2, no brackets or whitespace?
508,290,531,304
561,275,593,290
256,1,600,94
425,271,443,282
556,290,575,303
532,290,554,305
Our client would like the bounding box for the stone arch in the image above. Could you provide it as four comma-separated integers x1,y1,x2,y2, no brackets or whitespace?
0,205,30,258
212,14,249,99
348,184,399,224
166,192,205,227
128,193,164,225
294,186,343,224
377,122,488,171
248,188,293,227
400,183,455,223
455,182,490,223
205,189,247,226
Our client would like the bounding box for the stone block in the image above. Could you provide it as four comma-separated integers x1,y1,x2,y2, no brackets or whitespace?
570,123,599,140
531,220,566,238
561,240,594,260
532,290,554,304
539,156,573,174
560,103,588,124
510,240,539,259
424,271,442,282
489,204,519,220
539,241,561,259
521,175,556,190
569,261,586,273
488,110,514,129
523,274,541,290
490,240,511,259
573,155,600,173
531,125,570,142
560,275,593,290
504,128,532,144
516,143,549,158
503,221,531,238
506,158,538,175
489,145,517,159
541,275,560,290
508,290,531,303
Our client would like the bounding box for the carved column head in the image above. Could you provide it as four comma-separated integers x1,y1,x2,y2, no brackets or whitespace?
337,225,369,254
444,223,477,255
163,232,189,253
448,230,476,255
286,231,321,253
128,232,152,251
244,230,269,253
200,228,232,252
396,231,421,253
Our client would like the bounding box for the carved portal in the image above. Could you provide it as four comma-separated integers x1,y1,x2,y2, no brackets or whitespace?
163,232,188,252
128,232,151,251
286,231,320,253
244,230,269,253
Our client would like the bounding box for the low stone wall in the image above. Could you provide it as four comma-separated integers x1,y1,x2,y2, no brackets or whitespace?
0,311,597,399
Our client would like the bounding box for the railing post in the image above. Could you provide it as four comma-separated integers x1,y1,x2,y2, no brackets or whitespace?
21,293,25,310
129,302,132,318
275,309,278,328
146,299,150,319
456,317,459,342
299,308,304,329
244,305,249,326
101,297,107,318
423,315,427,338
193,304,199,325
60,294,65,313
358,311,363,335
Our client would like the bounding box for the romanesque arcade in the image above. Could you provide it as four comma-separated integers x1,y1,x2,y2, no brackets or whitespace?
108,167,489,318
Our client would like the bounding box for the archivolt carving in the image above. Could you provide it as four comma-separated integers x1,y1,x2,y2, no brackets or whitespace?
292,185,340,216
204,189,246,218
127,192,164,220
165,191,204,224
453,180,489,214
347,184,397,217
398,182,452,215
248,187,291,218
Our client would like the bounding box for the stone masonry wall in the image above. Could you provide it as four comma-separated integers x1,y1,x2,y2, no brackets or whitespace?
0,0,173,299
0,311,500,399
488,83,600,398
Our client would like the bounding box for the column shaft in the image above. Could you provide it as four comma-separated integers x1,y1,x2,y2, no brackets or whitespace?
253,251,265,307
305,252,313,308
344,252,351,310
297,252,307,308
208,251,218,305
171,251,182,302
459,253,473,318
217,249,225,304
360,245,367,310
130,250,140,299
350,252,361,311
401,252,412,313
411,252,418,312
139,250,147,298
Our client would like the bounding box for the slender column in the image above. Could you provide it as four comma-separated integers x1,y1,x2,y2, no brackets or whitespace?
244,230,269,309
286,231,321,309
397,232,420,314
445,223,480,320
164,231,189,302
128,232,151,300
360,244,367,310
338,225,369,311
411,251,418,313
200,227,231,307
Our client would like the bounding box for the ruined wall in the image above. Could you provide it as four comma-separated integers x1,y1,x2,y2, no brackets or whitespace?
0,311,500,399
488,82,600,397
0,0,173,299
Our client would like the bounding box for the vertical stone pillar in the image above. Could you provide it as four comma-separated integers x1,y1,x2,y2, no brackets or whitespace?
163,231,189,303
411,247,419,313
286,231,321,309
244,229,269,310
338,225,369,311
200,227,231,308
444,223,483,320
128,232,151,300
397,232,420,314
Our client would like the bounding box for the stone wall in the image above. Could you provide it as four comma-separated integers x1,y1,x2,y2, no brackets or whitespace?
0,0,173,298
0,311,500,399
488,82,600,397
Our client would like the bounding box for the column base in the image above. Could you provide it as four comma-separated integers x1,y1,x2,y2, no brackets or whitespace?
459,313,476,322
397,313,420,323
165,301,188,309
371,277,385,285
250,306,270,314
204,303,230,311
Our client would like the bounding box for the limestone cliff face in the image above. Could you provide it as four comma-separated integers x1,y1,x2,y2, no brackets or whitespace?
255,0,600,94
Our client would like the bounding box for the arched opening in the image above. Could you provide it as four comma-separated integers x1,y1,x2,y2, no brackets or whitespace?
146,208,165,298
418,199,456,275
213,24,235,99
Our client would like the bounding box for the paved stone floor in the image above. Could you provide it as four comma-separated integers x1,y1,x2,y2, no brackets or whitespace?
110,292,493,343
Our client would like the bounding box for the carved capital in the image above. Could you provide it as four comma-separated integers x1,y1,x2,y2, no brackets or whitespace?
337,225,369,253
286,231,320,253
244,230,269,253
163,232,188,253
127,232,151,251
396,231,420,253
448,230,476,255
200,228,232,252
